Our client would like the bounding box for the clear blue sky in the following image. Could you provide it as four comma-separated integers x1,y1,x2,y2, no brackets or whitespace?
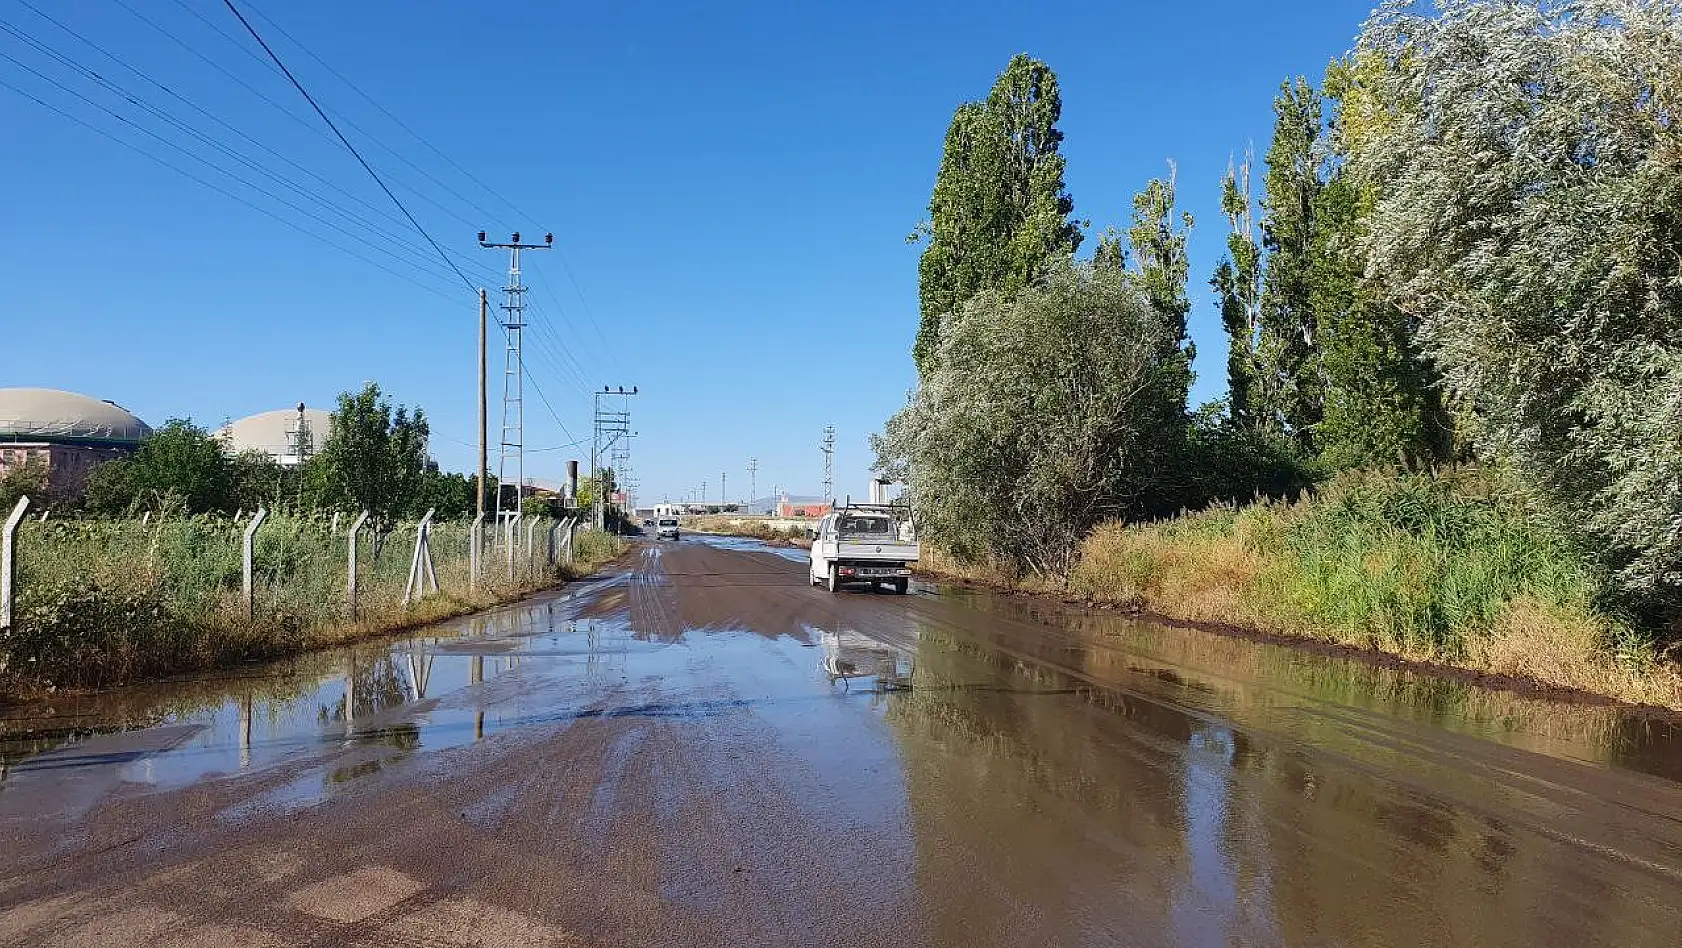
0,0,1376,506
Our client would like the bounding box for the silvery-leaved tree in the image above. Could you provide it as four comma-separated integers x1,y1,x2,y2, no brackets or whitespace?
874,263,1184,576
1352,0,1682,613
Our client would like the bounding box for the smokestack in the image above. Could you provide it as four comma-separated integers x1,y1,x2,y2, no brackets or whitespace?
567,460,579,504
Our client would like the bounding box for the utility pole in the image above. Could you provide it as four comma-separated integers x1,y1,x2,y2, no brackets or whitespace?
748,458,757,511
592,385,636,530
821,425,835,503
478,230,553,528
476,288,488,518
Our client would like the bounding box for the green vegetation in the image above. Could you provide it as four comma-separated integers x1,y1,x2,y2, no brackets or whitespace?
1,380,616,695
1069,475,1680,708
913,54,1081,377
83,382,489,523
880,2,1682,705
0,513,623,692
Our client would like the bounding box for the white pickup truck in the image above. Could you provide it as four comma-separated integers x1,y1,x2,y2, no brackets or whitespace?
808,504,919,594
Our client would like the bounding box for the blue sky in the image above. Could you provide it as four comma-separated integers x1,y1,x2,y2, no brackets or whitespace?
0,0,1376,506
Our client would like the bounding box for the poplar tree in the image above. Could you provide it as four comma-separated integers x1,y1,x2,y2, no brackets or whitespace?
1212,154,1264,428
1257,78,1326,447
914,54,1081,376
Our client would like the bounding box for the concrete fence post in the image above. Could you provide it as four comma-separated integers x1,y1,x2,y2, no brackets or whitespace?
141,510,150,526
2,496,30,631
403,508,437,606
346,510,370,615
330,511,341,536
546,518,561,569
562,517,577,566
505,513,519,582
470,512,486,592
242,507,268,620
525,517,540,581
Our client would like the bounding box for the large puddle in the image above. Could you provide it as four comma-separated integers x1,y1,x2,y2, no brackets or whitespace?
4,535,1682,946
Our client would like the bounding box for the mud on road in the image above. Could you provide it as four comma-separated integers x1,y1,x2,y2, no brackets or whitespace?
3,536,1682,947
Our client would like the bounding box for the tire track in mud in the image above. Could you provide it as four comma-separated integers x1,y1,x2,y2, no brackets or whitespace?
628,546,684,642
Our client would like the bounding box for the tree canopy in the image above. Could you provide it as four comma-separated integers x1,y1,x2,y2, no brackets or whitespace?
879,262,1186,574
313,382,431,529
913,54,1081,376
1351,0,1682,605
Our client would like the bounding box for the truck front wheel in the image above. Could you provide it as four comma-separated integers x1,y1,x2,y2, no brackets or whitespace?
892,578,909,595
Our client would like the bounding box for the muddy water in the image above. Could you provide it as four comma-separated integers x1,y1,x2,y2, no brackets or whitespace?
2,537,1681,947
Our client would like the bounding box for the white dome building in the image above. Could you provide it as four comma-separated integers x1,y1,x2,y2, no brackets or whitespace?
219,404,334,467
0,387,153,497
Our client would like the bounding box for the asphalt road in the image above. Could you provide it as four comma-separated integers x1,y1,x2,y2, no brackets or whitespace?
3,536,1681,947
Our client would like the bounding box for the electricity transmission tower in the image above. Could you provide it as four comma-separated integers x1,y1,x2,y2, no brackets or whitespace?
592,386,636,529
747,458,757,510
610,434,635,512
479,230,552,526
820,425,835,503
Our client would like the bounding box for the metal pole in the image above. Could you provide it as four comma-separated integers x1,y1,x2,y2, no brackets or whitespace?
1,496,30,630
242,507,267,620
346,510,369,614
477,287,489,519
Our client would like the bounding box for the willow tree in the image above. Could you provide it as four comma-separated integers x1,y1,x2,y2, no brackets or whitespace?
1354,0,1682,606
879,263,1185,573
913,54,1081,376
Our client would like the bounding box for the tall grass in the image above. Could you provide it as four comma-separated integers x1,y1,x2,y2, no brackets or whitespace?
0,513,624,692
1064,473,1682,708
685,515,813,546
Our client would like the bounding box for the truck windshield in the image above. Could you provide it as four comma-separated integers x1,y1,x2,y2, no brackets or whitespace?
659,519,678,527
839,516,892,535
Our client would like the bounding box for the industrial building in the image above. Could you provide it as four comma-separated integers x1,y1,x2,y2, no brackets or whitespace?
218,404,334,466
0,387,153,497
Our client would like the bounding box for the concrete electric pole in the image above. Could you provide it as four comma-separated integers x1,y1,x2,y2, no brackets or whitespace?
476,288,488,518
478,231,552,526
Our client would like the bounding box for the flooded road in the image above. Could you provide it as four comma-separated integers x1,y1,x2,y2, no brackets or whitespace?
3,537,1682,946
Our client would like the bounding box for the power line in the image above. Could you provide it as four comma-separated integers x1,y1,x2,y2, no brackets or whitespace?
0,72,465,304
17,1,407,235
242,0,528,229
172,0,516,234
0,19,489,286
219,0,475,292
0,45,478,292
13,0,585,459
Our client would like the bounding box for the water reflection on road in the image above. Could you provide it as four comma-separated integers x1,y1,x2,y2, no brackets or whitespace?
2,536,1681,947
